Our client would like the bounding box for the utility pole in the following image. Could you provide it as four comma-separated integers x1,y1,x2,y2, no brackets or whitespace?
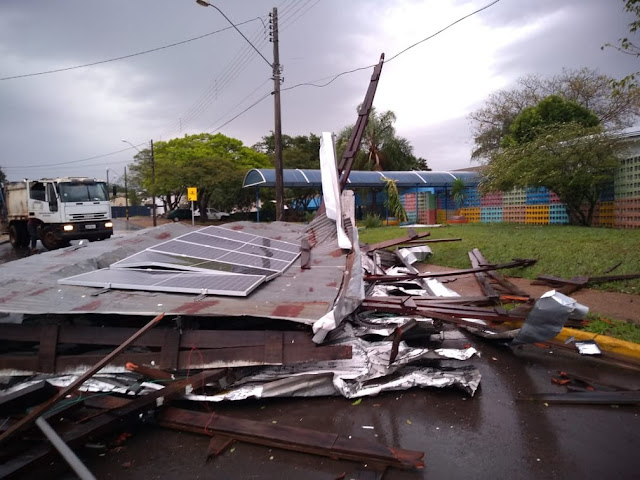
150,140,157,226
124,166,129,221
270,7,284,221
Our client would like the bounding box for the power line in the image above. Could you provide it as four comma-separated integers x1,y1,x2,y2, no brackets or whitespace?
160,25,268,139
208,92,273,134
281,0,501,93
0,17,266,82
2,144,144,169
203,78,272,132
159,0,314,141
386,0,501,63
280,0,321,30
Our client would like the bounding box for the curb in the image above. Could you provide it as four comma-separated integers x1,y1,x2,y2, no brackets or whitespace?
554,327,640,361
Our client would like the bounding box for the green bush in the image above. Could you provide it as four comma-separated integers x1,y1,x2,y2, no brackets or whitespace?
362,213,383,228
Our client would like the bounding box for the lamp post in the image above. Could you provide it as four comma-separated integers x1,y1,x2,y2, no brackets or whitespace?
122,139,157,226
195,0,284,221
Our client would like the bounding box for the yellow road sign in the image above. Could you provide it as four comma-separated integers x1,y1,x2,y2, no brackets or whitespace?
187,187,198,201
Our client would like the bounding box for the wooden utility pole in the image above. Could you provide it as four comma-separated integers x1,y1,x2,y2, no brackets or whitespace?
124,166,129,221
150,139,156,226
271,7,284,221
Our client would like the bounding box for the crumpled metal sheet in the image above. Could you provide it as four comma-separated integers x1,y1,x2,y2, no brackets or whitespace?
1,373,160,397
335,366,481,398
184,325,480,402
397,246,432,265
512,290,589,345
349,313,435,337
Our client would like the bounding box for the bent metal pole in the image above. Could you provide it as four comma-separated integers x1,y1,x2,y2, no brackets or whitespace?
0,312,165,445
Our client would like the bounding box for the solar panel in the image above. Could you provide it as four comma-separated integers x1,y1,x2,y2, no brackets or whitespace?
112,250,280,277
58,268,265,296
60,225,300,297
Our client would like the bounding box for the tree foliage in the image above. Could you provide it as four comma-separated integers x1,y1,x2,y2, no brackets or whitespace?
129,133,270,220
254,133,322,213
481,122,624,226
336,107,429,171
469,68,640,160
604,0,640,88
382,177,407,222
504,95,600,146
0,167,6,184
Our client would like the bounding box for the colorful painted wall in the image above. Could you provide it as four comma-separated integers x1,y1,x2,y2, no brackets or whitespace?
399,155,640,228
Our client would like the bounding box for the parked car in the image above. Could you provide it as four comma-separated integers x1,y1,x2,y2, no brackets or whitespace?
166,208,193,222
195,207,230,220
167,207,230,222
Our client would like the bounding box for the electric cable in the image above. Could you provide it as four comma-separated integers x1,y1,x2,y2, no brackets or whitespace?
0,17,266,82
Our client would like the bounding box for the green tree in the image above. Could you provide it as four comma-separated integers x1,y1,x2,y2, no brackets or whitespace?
470,68,640,160
336,107,428,171
130,133,270,221
504,95,600,146
382,177,407,222
482,120,624,226
254,133,322,214
0,167,6,184
450,177,466,214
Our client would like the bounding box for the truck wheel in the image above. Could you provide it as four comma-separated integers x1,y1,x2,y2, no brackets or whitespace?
9,225,28,248
41,228,61,250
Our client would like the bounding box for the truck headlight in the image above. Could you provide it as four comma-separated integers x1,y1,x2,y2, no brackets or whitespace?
63,224,74,231
105,221,113,228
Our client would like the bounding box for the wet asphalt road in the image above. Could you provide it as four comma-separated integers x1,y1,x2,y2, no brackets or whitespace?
0,218,143,262
2,221,639,479
78,342,639,480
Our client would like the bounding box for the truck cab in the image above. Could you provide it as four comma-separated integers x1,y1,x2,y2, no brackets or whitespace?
2,177,113,250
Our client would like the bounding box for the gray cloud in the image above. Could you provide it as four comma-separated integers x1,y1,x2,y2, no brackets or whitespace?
0,0,637,182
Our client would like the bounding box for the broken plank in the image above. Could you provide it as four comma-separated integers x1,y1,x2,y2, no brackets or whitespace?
207,435,235,460
471,248,531,298
37,325,59,374
362,230,431,253
519,391,640,405
157,407,425,471
0,313,164,446
468,250,499,297
160,329,181,370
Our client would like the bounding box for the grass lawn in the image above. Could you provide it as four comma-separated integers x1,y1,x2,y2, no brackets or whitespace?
357,223,640,295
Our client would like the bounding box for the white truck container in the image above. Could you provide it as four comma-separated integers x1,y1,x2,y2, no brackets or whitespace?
0,177,113,250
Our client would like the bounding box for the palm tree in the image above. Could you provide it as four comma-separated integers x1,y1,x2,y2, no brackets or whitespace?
451,178,466,215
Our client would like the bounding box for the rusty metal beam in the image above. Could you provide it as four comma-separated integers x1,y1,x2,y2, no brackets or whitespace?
364,258,537,283
361,228,429,253
157,407,424,471
337,54,385,191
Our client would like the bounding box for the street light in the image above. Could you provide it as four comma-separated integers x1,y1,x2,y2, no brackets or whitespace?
196,0,284,221
122,139,157,227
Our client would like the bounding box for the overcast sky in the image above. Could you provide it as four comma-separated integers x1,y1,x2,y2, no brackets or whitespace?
0,0,637,183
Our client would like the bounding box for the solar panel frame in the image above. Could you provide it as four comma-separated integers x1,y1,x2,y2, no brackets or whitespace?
58,268,266,296
60,225,300,297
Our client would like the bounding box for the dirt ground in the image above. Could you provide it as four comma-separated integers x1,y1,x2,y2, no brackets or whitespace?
420,263,640,325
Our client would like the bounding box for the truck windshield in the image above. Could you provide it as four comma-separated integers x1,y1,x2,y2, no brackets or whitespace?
59,182,109,202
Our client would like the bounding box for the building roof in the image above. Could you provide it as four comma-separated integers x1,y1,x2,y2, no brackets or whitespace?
0,222,348,326
243,169,480,189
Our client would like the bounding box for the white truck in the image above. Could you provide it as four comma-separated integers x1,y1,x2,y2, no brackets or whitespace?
0,177,113,250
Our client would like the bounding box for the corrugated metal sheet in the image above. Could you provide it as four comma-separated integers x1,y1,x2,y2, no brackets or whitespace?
0,221,348,325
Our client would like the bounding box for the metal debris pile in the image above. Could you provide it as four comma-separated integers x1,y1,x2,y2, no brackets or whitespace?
3,220,639,479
